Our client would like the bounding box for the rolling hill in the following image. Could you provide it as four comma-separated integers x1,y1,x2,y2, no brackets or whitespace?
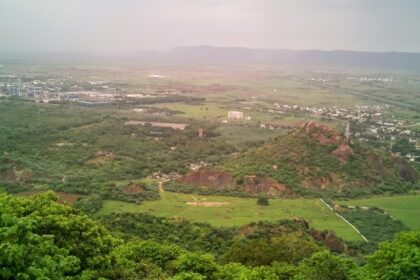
171,122,418,198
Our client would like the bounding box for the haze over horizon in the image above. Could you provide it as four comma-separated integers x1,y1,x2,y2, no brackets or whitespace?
1,0,420,54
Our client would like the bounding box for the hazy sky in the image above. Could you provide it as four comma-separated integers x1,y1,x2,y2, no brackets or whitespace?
1,0,420,53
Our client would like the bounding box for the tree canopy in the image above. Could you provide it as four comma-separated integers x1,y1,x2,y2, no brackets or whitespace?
1,191,419,280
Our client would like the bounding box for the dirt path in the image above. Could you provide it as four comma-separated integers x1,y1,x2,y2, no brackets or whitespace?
159,181,165,193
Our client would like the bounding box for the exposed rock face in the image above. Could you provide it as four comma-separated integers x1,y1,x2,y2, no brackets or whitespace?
180,169,291,195
331,144,353,163
303,176,336,190
299,122,354,164
180,169,234,189
241,175,291,195
309,229,347,253
0,158,32,183
298,122,345,145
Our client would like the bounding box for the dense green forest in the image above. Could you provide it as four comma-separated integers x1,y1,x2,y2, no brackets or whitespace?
1,192,419,280
0,100,233,201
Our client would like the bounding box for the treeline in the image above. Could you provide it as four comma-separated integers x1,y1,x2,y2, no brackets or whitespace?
1,192,419,279
100,213,345,261
55,180,160,205
121,94,205,105
101,212,237,257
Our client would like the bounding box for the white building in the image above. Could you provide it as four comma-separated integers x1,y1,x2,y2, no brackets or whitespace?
228,111,244,119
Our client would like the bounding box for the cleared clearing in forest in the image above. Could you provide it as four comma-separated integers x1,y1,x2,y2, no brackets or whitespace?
97,191,363,241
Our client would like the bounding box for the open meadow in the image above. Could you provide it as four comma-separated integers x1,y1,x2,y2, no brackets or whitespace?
339,194,420,230
151,102,228,119
97,190,363,241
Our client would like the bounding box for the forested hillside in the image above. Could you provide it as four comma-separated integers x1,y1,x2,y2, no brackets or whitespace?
0,100,233,202
1,192,419,280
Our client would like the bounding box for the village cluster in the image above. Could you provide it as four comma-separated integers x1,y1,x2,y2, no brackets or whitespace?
0,74,124,104
0,75,165,105
291,104,417,161
228,102,418,161
308,76,403,83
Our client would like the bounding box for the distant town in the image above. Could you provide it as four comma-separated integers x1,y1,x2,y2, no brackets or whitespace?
1,73,418,162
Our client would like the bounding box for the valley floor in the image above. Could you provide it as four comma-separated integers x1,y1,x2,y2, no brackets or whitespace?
96,190,364,241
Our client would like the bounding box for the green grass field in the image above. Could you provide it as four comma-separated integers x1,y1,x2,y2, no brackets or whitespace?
151,101,345,128
339,195,420,230
97,190,363,241
151,102,228,119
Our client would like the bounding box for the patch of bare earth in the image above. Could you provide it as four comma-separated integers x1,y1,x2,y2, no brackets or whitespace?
180,169,292,195
56,192,82,204
297,121,345,145
86,151,115,165
331,144,353,163
186,201,229,207
55,142,73,147
18,191,82,205
123,183,145,194
180,169,234,189
241,175,292,195
298,121,354,164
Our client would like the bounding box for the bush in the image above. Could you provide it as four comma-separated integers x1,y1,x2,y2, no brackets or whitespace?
257,197,269,206
172,253,219,280
74,194,103,214
294,251,360,280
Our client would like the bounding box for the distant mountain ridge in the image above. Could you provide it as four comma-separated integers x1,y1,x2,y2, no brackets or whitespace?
153,46,420,71
2,46,420,71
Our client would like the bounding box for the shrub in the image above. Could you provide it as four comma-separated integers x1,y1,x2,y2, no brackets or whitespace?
257,197,269,206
